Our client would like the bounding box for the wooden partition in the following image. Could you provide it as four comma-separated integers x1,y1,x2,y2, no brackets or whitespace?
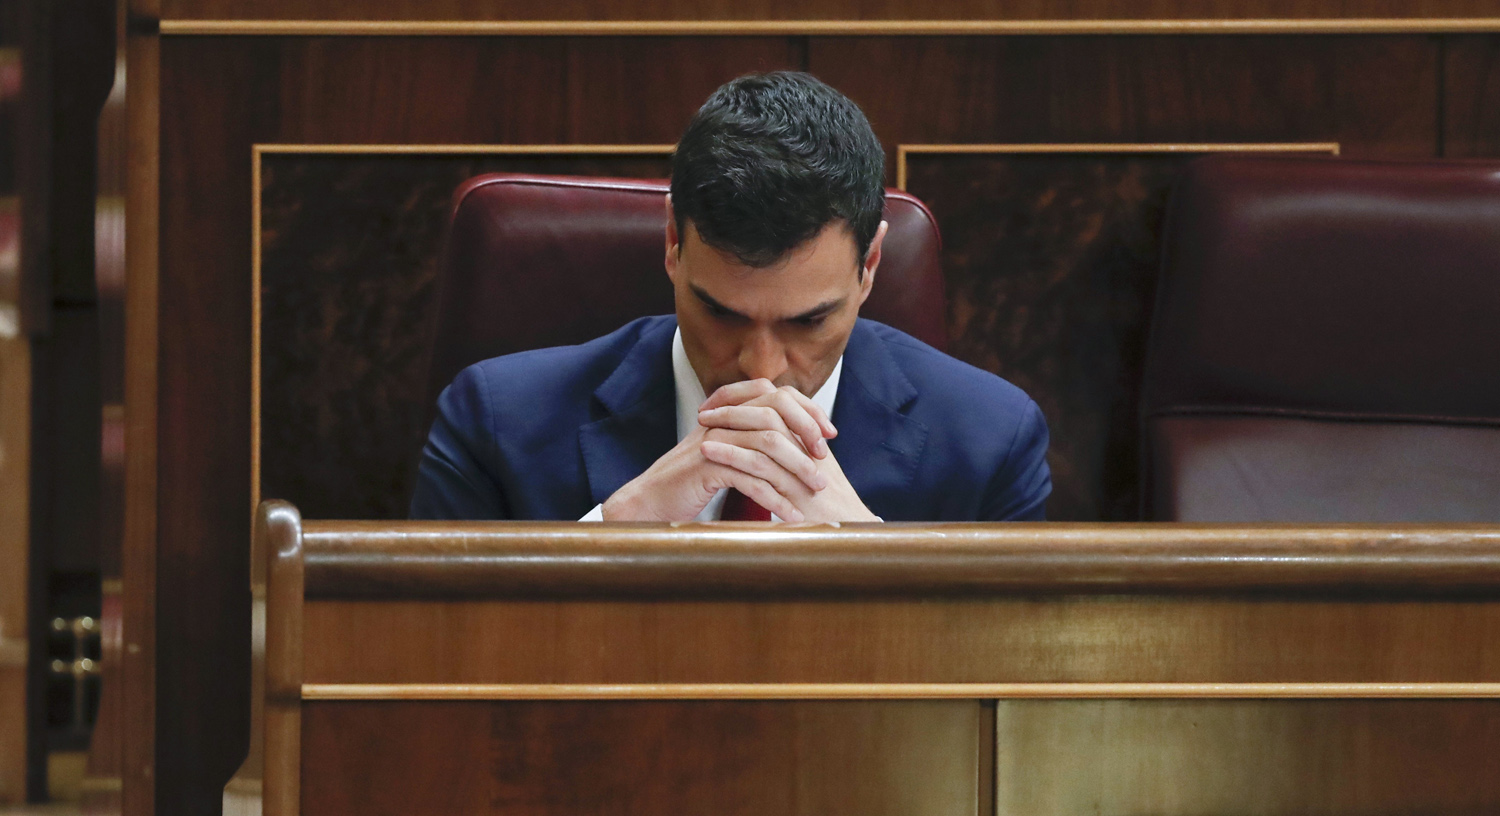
236,500,1500,815
123,5,1500,810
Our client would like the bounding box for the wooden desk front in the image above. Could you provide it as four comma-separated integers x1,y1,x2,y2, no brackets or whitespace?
242,501,1500,815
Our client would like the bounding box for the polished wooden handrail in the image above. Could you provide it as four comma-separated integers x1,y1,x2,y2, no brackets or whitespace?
293,513,1500,598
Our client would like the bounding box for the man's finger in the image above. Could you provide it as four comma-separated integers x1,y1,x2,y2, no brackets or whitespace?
701,438,825,499
697,403,823,458
774,385,837,439
702,429,827,491
700,394,830,458
703,456,805,522
698,378,778,412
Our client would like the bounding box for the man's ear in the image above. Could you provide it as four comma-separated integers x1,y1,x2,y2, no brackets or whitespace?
857,220,888,306
664,195,680,283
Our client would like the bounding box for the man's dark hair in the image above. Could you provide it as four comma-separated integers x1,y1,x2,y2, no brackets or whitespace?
670,71,886,272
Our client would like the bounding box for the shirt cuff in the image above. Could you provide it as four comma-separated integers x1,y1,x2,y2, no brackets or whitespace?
579,504,605,522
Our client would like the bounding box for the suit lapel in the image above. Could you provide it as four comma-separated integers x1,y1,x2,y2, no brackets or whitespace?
579,318,679,506
830,320,929,511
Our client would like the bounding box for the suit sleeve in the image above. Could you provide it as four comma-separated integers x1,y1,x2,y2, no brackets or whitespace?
980,399,1052,521
409,365,511,520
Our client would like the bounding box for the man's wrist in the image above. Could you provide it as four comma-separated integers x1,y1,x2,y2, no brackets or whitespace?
600,488,640,522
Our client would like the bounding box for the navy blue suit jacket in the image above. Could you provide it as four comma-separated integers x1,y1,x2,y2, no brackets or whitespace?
410,315,1051,521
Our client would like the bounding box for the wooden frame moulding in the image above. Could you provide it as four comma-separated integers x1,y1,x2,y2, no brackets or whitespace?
895,142,1342,191
248,142,674,587
160,19,1500,36
300,682,1500,700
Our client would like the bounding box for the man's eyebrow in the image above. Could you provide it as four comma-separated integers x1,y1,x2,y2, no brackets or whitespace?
693,284,846,324
691,285,750,320
786,298,845,322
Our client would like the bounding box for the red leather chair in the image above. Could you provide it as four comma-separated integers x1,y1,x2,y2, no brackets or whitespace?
425,174,948,409
1142,156,1500,521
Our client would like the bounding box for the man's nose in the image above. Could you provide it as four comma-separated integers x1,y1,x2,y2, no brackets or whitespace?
739,328,789,383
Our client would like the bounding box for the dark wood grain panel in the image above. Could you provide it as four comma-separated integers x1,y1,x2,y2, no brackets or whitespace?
812,36,1438,166
1444,34,1500,157
121,19,159,816
994,699,1500,815
904,152,1193,521
302,597,1500,685
160,0,1500,22
273,37,568,143
565,38,803,142
158,36,576,816
300,700,980,816
158,37,279,816
259,152,671,520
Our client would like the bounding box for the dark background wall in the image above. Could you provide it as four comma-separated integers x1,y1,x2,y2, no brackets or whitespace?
123,2,1500,813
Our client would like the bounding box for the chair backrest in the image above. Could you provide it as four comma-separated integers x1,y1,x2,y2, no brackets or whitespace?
425,174,947,407
1141,156,1500,522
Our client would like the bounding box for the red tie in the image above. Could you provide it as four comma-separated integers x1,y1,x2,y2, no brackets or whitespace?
720,488,772,521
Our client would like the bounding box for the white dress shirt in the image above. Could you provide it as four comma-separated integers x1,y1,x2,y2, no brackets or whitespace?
580,327,842,521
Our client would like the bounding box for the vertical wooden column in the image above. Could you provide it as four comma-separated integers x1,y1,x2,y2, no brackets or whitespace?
261,501,303,816
0,330,30,806
120,0,158,813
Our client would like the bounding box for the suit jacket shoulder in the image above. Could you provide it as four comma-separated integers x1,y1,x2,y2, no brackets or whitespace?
837,319,1050,521
409,315,677,520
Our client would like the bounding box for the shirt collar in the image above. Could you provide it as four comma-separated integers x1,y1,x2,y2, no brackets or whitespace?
672,326,842,443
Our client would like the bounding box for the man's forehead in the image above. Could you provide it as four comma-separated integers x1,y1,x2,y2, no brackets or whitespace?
681,219,861,271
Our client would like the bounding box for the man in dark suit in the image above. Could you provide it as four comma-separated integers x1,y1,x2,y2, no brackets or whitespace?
411,71,1050,522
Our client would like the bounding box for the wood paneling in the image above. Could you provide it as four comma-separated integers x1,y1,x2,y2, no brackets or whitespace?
273,38,568,142
155,36,801,815
259,152,671,520
156,38,267,816
303,596,1500,685
1444,35,1500,157
0,336,28,806
994,699,1500,815
140,28,1493,816
812,36,1438,163
157,0,1500,23
301,700,981,816
565,38,802,141
121,18,158,816
262,515,1500,816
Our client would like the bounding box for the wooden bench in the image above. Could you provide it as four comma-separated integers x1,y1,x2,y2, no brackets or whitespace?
231,500,1500,815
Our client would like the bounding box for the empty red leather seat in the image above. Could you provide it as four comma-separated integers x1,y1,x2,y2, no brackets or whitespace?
1142,156,1500,521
